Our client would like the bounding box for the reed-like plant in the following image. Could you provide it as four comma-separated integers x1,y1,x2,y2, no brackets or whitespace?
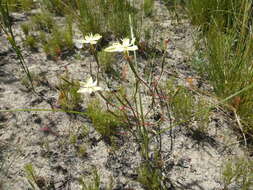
187,0,253,135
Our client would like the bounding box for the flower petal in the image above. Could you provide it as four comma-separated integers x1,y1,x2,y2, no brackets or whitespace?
93,34,102,41
105,38,137,52
84,34,92,41
82,33,102,45
86,77,94,86
77,88,90,94
78,77,103,94
122,38,130,46
130,38,136,45
92,86,103,91
104,46,122,52
127,45,138,51
79,81,87,87
89,40,98,45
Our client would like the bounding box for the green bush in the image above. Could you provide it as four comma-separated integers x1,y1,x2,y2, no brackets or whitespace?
31,11,54,32
86,99,124,137
143,0,155,16
187,0,252,32
57,73,82,110
42,22,74,58
138,163,164,190
222,157,253,190
166,80,194,123
75,0,139,39
41,0,77,16
187,0,253,133
3,0,34,12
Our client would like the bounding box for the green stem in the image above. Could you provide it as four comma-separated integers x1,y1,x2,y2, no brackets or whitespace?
90,45,101,84
0,2,35,93
0,108,86,115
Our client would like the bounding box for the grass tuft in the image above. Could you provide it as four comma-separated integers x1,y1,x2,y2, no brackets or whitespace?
56,72,82,111
187,0,253,135
86,99,124,138
222,157,253,190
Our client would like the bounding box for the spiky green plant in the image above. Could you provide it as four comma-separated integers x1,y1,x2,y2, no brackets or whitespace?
222,157,253,190
187,0,253,134
86,99,124,138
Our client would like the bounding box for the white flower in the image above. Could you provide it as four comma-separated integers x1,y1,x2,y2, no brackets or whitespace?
83,33,102,44
77,77,103,94
104,38,138,53
74,33,102,49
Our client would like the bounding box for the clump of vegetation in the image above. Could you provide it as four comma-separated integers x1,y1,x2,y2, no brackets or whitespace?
21,23,38,50
222,157,253,190
187,0,252,32
69,128,88,157
24,163,54,189
106,0,139,38
162,0,186,11
143,0,155,16
22,10,74,59
21,22,30,36
42,23,74,59
98,51,117,77
73,0,139,38
3,0,34,12
42,0,77,16
86,99,124,138
31,11,54,32
165,79,211,132
56,72,82,110
79,168,113,190
186,0,253,134
77,144,87,157
23,35,38,51
166,80,194,123
204,26,253,132
138,162,164,190
79,168,100,190
21,72,45,89
166,80,191,120
194,98,211,131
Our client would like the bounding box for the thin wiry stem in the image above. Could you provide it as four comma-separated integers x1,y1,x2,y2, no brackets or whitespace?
0,2,35,93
